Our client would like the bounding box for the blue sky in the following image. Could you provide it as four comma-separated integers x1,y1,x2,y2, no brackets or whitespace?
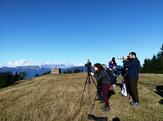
0,0,163,66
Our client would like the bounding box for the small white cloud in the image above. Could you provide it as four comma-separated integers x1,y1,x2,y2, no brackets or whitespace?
0,60,84,68
6,60,34,67
72,63,84,66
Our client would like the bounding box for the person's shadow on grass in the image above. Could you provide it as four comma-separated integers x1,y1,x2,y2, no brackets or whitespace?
154,85,163,105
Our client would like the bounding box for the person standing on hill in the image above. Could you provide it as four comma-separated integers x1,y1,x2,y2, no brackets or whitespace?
123,52,140,107
90,63,111,112
108,57,117,71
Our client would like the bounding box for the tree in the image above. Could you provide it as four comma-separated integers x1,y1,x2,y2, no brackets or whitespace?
142,59,151,73
35,74,39,77
18,72,27,80
42,71,51,75
157,44,163,73
0,72,14,88
0,71,28,89
142,44,163,74
73,69,81,73
14,72,19,82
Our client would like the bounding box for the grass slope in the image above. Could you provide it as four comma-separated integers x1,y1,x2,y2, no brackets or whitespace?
0,73,163,121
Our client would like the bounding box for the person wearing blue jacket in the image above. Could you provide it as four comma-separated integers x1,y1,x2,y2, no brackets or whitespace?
108,57,117,70
123,52,140,107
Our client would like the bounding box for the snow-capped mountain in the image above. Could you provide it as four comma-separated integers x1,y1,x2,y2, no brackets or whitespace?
0,64,86,79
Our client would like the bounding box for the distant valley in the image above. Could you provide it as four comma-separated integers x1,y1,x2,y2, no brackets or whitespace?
0,64,87,79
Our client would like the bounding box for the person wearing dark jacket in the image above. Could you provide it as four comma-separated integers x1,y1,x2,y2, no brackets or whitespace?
123,52,140,107
108,57,117,70
90,63,111,111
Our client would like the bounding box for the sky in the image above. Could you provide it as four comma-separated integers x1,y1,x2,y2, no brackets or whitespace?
0,0,163,67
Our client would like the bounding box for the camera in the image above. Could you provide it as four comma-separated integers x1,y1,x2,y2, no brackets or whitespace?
85,59,92,67
85,63,91,68
117,56,130,61
85,60,92,73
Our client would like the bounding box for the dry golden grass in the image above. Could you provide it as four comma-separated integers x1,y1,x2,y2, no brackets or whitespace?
0,73,163,121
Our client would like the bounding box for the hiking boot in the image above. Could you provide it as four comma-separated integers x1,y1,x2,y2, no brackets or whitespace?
87,114,96,120
129,101,134,105
102,106,110,112
132,102,140,107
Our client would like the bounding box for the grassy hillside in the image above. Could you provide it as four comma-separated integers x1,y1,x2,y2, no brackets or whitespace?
0,73,163,121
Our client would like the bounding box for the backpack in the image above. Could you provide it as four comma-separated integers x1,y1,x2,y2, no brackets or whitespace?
106,69,116,85
102,64,117,85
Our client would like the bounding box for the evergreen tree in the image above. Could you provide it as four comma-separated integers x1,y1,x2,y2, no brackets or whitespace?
35,74,39,77
142,44,163,74
157,44,163,73
14,72,19,82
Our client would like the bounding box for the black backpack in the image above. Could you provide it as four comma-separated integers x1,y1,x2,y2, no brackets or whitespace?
105,69,116,85
102,64,117,85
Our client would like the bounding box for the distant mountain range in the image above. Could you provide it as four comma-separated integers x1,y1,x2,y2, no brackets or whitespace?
0,64,87,79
